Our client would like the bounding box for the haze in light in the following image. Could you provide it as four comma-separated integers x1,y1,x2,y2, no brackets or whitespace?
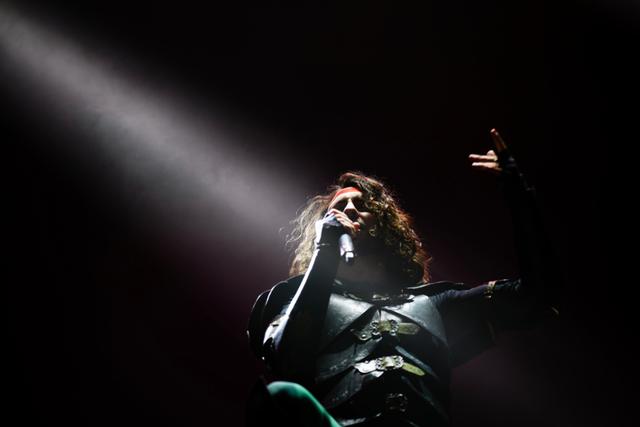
0,5,310,267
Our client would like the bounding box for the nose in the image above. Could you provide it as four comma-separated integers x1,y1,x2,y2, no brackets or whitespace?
343,199,359,221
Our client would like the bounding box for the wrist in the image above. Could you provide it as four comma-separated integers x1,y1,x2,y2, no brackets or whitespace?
314,241,336,250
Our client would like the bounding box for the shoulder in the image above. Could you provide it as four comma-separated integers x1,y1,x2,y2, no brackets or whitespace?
247,275,304,358
249,274,304,321
264,274,304,306
403,280,470,297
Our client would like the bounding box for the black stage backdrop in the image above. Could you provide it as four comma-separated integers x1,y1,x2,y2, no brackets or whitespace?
3,1,629,426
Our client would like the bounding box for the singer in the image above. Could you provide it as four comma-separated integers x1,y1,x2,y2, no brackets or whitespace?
246,131,560,426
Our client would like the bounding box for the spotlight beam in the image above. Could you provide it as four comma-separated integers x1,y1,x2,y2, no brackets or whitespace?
0,5,309,273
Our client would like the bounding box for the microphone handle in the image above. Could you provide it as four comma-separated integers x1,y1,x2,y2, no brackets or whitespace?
339,233,355,264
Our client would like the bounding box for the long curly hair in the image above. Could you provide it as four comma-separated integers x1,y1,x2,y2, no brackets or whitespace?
286,171,431,285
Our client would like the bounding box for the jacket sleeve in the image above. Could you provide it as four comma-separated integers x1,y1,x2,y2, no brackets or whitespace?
247,290,272,360
498,146,563,311
431,278,550,367
246,278,300,363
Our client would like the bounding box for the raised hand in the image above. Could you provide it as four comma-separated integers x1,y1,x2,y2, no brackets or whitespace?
468,149,502,176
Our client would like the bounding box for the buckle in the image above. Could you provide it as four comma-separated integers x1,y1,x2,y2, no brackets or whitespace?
388,319,399,336
371,321,381,338
484,280,498,299
351,320,419,342
354,355,404,374
353,355,426,377
375,355,403,370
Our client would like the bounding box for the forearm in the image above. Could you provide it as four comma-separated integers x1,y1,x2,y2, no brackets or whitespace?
501,154,561,306
265,246,339,379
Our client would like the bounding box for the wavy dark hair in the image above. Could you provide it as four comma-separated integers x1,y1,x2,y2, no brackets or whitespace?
286,172,431,285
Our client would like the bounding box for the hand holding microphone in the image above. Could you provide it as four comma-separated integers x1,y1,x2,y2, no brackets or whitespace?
314,210,360,264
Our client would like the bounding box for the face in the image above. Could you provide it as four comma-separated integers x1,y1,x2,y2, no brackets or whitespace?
326,188,377,239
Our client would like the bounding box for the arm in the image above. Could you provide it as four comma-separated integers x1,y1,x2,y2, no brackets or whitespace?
469,129,562,310
436,130,562,366
261,214,345,382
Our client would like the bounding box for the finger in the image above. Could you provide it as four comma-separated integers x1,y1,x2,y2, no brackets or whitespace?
490,128,508,152
323,211,336,220
330,209,359,223
469,154,499,161
471,163,502,175
329,209,360,225
330,213,359,234
325,211,351,226
334,215,357,228
328,209,350,220
336,220,358,235
486,150,498,161
329,210,350,223
471,161,501,168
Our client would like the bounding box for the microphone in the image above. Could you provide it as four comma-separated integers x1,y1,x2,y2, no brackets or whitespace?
339,233,355,264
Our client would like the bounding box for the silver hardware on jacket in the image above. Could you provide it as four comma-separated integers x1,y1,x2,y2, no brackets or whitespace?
353,355,426,376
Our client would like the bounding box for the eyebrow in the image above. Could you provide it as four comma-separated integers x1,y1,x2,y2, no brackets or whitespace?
328,193,365,209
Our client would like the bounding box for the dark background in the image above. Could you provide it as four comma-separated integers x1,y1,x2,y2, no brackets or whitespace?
3,1,630,426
